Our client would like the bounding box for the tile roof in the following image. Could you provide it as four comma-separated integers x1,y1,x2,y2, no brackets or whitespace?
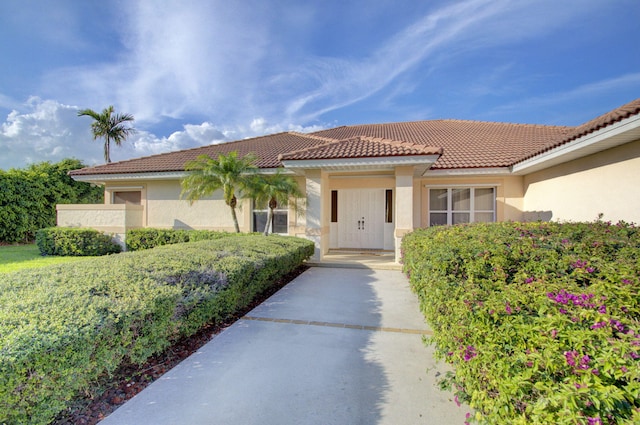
70,98,640,176
516,98,640,163
279,136,442,161
70,132,334,176
312,120,571,169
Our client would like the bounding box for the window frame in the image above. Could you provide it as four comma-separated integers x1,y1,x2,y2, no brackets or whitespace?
428,186,496,226
252,203,289,235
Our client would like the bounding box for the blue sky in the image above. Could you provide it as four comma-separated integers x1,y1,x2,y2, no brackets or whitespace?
1,0,639,170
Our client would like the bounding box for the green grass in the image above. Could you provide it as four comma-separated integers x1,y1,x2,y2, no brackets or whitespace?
0,244,94,273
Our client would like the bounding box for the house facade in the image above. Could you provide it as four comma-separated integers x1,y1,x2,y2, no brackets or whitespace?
61,99,640,261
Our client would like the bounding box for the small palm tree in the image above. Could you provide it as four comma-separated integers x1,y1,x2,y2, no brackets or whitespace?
181,151,258,233
78,105,135,163
246,169,304,235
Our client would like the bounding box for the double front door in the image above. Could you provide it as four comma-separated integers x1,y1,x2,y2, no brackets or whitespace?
337,189,385,249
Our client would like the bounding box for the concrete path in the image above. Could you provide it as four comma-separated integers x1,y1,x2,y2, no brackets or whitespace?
100,267,471,425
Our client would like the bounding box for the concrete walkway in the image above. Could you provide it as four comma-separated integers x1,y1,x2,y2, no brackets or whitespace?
100,267,470,425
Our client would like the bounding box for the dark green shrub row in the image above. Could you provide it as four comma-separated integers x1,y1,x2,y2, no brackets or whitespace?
0,235,314,425
402,221,640,425
125,228,233,251
36,227,122,256
0,159,103,243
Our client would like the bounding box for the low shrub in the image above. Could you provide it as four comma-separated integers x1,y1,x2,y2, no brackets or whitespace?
36,227,122,256
402,221,640,425
125,228,231,251
0,234,314,424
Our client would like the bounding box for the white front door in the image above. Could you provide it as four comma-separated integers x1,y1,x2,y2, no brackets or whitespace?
338,189,385,249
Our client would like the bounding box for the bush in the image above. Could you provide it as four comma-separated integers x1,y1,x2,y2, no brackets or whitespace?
0,234,314,425
402,221,640,425
0,159,103,243
36,227,122,256
125,228,231,251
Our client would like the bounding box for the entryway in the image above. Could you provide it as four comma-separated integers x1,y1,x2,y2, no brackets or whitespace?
337,189,386,250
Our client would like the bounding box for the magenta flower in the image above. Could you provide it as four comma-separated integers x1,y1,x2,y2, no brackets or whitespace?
505,302,512,315
587,417,602,425
463,345,477,362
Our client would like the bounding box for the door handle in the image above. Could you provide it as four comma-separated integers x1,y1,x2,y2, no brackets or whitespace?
357,220,361,230
361,217,365,231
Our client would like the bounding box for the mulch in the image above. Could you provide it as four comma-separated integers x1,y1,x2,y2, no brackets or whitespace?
52,266,309,425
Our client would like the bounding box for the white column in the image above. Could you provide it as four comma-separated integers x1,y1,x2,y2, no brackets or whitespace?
394,166,414,263
305,169,323,260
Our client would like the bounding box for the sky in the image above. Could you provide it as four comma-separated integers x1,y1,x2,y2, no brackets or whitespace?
1,0,639,170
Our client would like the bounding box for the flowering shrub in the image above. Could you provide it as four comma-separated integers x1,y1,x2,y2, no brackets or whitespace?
402,221,640,424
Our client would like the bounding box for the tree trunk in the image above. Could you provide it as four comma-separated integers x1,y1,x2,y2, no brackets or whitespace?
263,207,274,236
230,205,240,233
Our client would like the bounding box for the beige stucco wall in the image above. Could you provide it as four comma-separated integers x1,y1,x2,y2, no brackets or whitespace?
418,175,525,227
141,180,249,232
523,139,640,223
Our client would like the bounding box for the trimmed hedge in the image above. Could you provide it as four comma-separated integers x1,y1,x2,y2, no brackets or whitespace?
125,228,233,251
402,221,640,425
0,235,314,425
0,159,103,243
36,227,122,256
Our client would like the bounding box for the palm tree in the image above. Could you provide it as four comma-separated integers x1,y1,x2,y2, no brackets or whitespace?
246,169,304,235
181,151,257,233
78,105,135,163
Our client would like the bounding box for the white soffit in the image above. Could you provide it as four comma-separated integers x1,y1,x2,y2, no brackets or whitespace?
281,155,439,173
424,167,512,177
512,114,640,175
70,168,294,184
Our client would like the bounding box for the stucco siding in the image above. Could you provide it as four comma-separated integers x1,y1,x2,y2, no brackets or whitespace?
523,139,640,223
144,180,242,231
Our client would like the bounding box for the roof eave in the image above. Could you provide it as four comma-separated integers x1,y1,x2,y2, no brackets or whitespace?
424,167,512,177
280,155,440,175
512,113,640,175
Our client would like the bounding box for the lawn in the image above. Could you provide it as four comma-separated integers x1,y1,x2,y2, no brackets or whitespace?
0,244,93,273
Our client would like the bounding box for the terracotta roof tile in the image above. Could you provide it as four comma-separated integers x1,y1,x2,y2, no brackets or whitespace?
279,136,442,161
312,120,571,169
70,98,640,176
70,132,334,176
516,98,640,163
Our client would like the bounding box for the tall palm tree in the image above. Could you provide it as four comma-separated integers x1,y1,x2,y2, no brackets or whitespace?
78,105,135,163
246,169,304,235
181,151,257,233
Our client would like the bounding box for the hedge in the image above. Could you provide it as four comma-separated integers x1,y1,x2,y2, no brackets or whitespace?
0,235,314,425
0,159,103,243
125,228,232,251
36,227,122,256
402,221,640,425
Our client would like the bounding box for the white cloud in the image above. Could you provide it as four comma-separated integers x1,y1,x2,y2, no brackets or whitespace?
0,98,326,170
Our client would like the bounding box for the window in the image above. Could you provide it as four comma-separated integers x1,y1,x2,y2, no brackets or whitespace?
331,190,338,223
113,191,141,205
253,205,289,234
429,187,495,226
385,189,393,223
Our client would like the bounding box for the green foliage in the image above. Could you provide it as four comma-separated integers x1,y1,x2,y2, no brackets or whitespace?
0,159,103,243
0,235,314,424
181,151,258,233
78,106,135,163
125,228,234,251
402,221,640,425
36,227,122,256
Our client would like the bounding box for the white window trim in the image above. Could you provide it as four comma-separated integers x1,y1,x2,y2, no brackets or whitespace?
428,187,496,226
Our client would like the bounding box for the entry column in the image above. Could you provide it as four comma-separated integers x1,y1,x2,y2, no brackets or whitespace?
304,169,328,261
394,166,414,262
